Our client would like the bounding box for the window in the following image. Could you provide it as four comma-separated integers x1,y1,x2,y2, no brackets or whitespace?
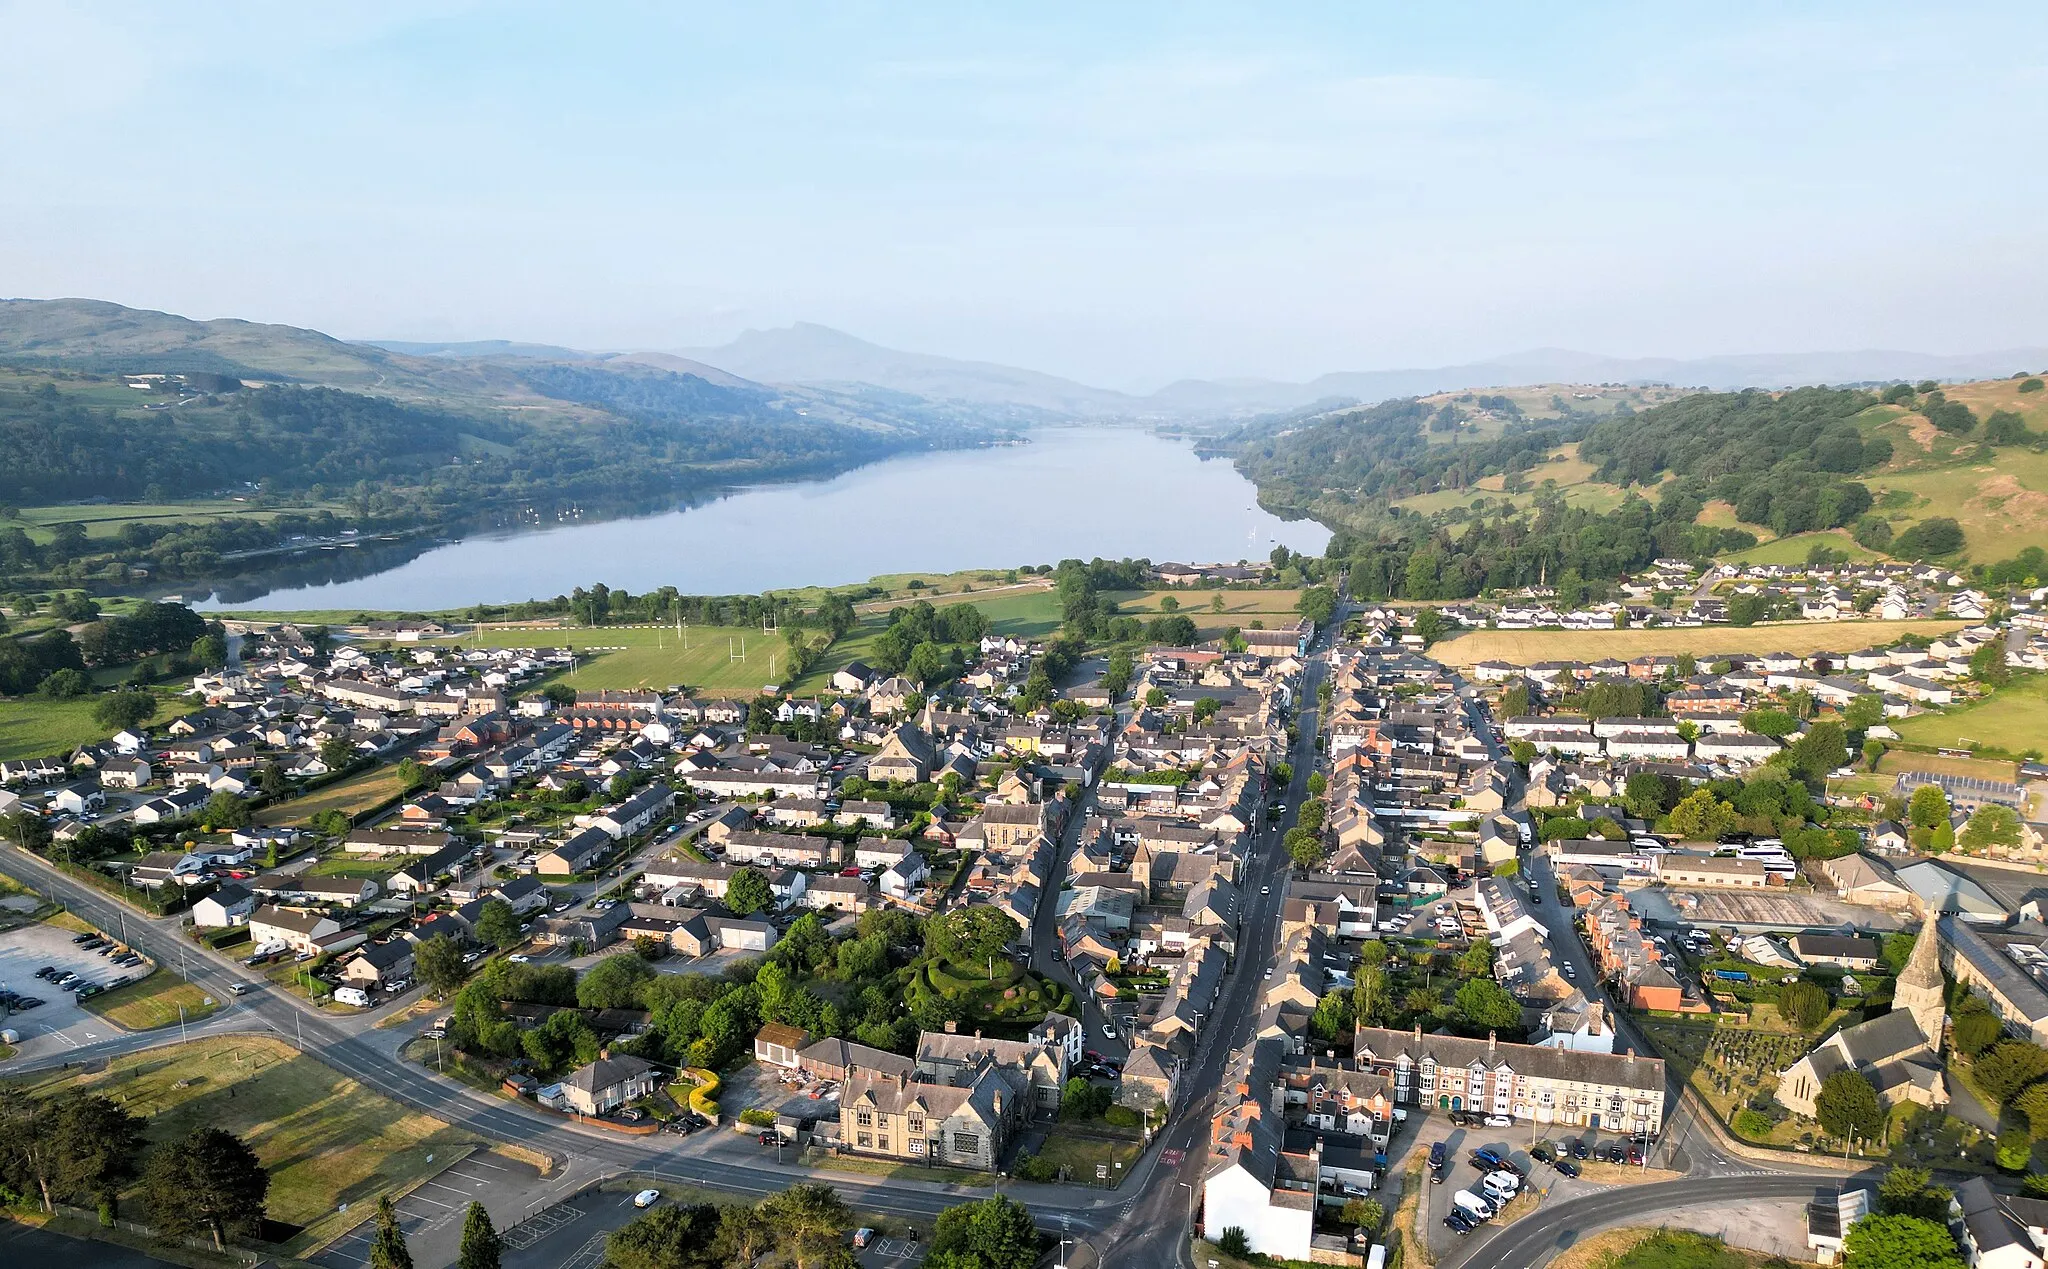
909,1114,924,1134
952,1133,981,1157
878,1137,891,1153
857,1133,872,1149
855,1109,873,1128
909,1140,925,1156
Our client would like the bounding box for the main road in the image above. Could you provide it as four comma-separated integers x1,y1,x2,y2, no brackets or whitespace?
3,607,1850,1268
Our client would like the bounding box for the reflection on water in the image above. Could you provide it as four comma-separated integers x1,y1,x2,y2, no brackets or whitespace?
202,428,1328,611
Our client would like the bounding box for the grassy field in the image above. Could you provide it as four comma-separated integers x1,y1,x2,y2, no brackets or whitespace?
82,969,221,1030
1029,1131,1145,1187
1395,441,1647,519
256,764,409,827
0,685,191,762
430,623,812,694
9,1035,472,1253
1863,447,2048,563
1432,618,1965,667
11,499,329,543
1721,530,1883,566
1893,674,2048,756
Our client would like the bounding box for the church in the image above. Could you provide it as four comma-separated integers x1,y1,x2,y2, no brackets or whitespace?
1778,909,1948,1120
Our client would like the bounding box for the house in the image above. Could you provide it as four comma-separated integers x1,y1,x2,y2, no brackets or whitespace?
293,875,382,909
797,1037,918,1084
495,875,552,916
881,851,929,900
867,725,936,784
344,828,455,857
1791,934,1881,970
538,827,614,876
1955,1176,2048,1269
133,786,209,825
556,1053,659,1117
831,661,877,694
191,882,257,929
839,1063,1028,1171
98,757,152,789
249,905,365,957
589,783,676,840
341,940,416,988
387,842,473,897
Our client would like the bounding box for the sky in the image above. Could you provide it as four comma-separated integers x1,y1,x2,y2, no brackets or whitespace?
3,2,2045,392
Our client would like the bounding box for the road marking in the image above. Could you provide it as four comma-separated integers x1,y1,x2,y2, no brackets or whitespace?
406,1193,454,1209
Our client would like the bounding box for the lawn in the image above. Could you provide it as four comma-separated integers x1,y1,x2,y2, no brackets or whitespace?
82,969,221,1031
1027,1131,1145,1187
428,623,818,694
256,764,410,827
1893,673,2048,756
9,1035,473,1254
1432,618,1965,667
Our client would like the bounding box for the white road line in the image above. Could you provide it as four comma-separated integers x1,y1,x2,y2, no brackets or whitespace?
466,1158,511,1171
407,1193,455,1209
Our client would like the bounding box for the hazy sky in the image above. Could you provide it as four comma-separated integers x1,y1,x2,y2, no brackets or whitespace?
4,2,2044,391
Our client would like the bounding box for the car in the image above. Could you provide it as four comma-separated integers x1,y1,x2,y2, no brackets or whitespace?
1263,968,1272,980
1570,1139,1590,1159
1553,1159,1580,1178
228,982,258,996
1443,1211,1476,1234
1628,1144,1645,1165
14,996,43,1010
1084,1049,1103,1062
34,966,56,980
70,933,94,944
1428,1141,1447,1169
632,1189,662,1209
853,1229,876,1249
508,954,531,963
1260,886,1270,895
1102,1024,1117,1039
1607,1143,1628,1164
1562,964,1576,980
55,973,79,989
758,1131,778,1146
1484,1115,1514,1128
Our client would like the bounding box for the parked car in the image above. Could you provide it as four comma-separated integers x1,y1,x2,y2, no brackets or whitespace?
1483,1115,1513,1128
1553,1159,1581,1178
1443,1211,1475,1234
1570,1139,1590,1159
1428,1142,1447,1170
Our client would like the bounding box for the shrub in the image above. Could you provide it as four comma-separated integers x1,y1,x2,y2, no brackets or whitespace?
738,1108,775,1127
1104,1105,1141,1128
1217,1228,1251,1258
1734,1109,1777,1139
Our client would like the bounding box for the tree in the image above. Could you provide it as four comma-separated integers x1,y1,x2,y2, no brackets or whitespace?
1787,720,1849,782
607,1203,722,1269
927,1194,1039,1269
578,953,656,1009
1843,1214,1964,1269
714,1206,775,1268
1974,1041,2048,1104
1962,804,2023,852
1953,1007,2005,1058
1999,1125,2031,1171
1877,1166,1953,1222
414,935,468,997
1338,1197,1384,1234
370,1195,415,1269
1622,772,1679,818
726,867,773,916
1814,1069,1884,1142
396,757,432,794
761,1182,854,1269
1453,979,1521,1033
320,734,356,771
458,1201,502,1269
49,1093,146,1219
927,906,1020,967
1907,783,1950,829
1284,826,1326,869
1217,1228,1252,1258
473,899,524,951
142,1127,270,1250
1412,608,1448,648
1306,772,1327,797
1664,787,1738,840
201,791,252,830
1298,586,1337,625
92,689,157,731
1778,979,1828,1030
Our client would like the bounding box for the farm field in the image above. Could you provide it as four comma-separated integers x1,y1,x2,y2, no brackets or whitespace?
7,1034,473,1254
1893,678,2048,758
0,684,191,761
1864,447,2048,564
1431,618,1965,667
256,764,409,827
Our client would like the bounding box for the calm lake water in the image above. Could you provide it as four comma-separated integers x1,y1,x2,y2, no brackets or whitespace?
203,427,1328,611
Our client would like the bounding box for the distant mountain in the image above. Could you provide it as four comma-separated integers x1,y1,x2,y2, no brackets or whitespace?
367,338,604,362
679,322,1139,417
1149,346,2048,417
0,296,409,386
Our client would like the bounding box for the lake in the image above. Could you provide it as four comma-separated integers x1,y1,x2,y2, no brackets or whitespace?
202,427,1328,611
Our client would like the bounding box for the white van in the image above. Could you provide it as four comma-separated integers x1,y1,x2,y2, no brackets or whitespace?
334,986,372,1008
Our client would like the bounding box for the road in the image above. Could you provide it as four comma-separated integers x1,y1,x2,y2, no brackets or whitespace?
2,605,1846,1269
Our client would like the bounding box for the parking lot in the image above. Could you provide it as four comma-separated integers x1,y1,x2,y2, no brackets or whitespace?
316,1151,547,1269
1411,1116,1656,1258
0,922,156,1057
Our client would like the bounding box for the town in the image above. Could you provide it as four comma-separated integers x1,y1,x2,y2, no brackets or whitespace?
2,547,2048,1269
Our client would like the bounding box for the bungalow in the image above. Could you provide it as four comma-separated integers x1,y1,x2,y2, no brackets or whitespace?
344,828,455,857
495,875,552,916
133,786,210,825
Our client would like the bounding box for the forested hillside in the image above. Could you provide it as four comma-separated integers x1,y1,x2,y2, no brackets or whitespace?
1238,375,2048,600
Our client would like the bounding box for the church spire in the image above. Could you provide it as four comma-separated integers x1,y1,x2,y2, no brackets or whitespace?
1895,905,1947,1049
